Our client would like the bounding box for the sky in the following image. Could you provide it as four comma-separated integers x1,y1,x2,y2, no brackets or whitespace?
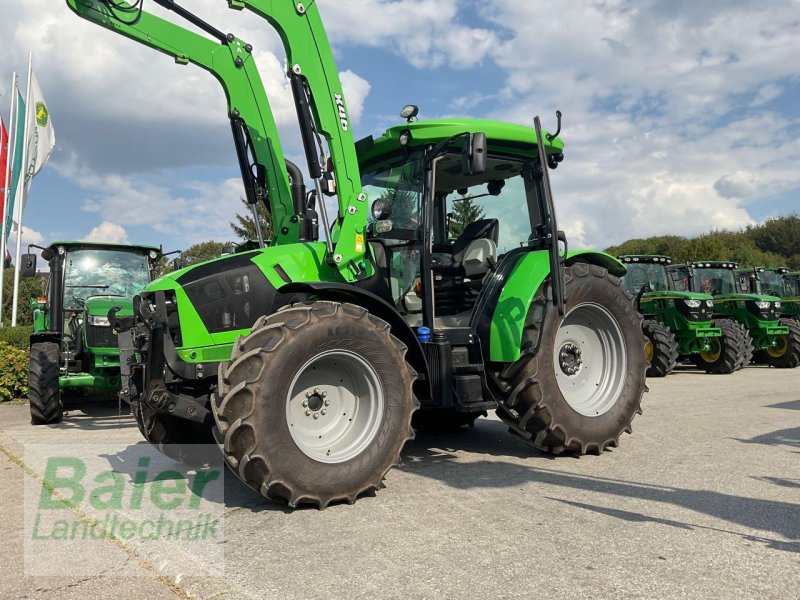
1,0,799,255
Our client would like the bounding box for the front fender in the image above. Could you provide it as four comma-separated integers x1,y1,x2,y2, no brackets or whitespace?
487,249,626,363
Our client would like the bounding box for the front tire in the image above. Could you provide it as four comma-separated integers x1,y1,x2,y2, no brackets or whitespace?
643,319,678,377
212,302,418,508
29,342,63,425
765,319,800,368
692,319,741,374
496,264,646,455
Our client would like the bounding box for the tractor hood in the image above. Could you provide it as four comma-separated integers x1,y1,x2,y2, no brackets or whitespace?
712,293,782,303
641,290,713,302
85,296,134,318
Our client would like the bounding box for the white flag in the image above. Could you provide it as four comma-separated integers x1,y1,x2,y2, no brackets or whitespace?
24,72,55,191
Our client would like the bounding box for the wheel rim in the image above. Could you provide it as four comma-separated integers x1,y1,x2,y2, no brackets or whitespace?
644,341,654,363
553,302,627,417
700,339,722,363
286,350,385,464
767,336,788,358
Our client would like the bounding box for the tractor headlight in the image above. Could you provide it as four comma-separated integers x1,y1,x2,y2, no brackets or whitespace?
705,300,714,308
775,301,781,309
87,315,111,327
684,300,702,309
755,301,770,310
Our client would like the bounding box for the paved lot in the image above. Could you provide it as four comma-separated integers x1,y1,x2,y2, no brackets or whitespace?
0,365,798,599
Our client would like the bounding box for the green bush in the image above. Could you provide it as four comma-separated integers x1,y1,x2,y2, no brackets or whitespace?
0,326,33,350
0,342,28,402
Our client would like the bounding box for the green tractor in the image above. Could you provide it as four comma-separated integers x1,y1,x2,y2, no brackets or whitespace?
618,255,742,376
69,0,648,508
735,267,800,367
669,261,797,369
20,242,163,424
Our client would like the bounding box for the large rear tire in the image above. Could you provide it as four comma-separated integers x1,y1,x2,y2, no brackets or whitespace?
496,264,646,455
734,322,753,370
692,319,741,374
29,342,63,425
765,319,800,369
643,319,678,377
212,302,418,508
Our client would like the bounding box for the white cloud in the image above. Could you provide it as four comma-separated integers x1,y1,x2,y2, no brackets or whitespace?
84,222,130,245
340,70,371,125
7,225,44,251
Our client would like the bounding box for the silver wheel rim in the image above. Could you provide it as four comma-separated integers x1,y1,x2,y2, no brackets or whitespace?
553,302,627,417
286,350,385,464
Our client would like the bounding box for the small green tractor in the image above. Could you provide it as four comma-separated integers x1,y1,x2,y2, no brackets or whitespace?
21,241,163,424
669,261,797,369
735,266,800,367
68,0,648,508
618,255,742,376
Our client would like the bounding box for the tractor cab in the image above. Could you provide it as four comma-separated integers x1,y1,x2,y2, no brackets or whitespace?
738,267,800,320
357,118,569,328
23,241,163,423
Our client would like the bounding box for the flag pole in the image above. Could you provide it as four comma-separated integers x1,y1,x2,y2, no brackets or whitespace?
0,72,18,327
11,53,33,327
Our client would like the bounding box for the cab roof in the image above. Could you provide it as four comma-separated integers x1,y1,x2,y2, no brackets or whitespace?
619,255,673,264
46,241,161,254
688,260,739,269
356,118,564,167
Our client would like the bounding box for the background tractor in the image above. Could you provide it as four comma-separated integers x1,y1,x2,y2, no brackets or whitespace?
618,255,741,376
669,261,797,369
736,266,800,367
69,0,648,508
21,242,163,424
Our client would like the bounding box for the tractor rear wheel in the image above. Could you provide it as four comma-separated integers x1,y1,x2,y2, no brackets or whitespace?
496,263,646,455
212,301,417,508
692,319,741,374
764,319,800,369
643,319,678,377
734,322,753,369
29,342,63,425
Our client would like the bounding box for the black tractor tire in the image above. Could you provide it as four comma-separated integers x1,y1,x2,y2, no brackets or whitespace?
765,319,800,369
29,342,63,425
412,409,486,432
212,301,418,508
131,401,217,465
643,319,678,377
495,263,646,455
734,322,753,369
692,319,742,375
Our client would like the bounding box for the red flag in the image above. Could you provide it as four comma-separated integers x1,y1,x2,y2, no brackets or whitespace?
0,116,7,226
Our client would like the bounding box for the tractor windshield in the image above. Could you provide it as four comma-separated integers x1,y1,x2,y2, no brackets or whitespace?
621,263,670,295
361,152,425,236
692,268,737,296
64,249,151,309
759,271,786,298
786,276,800,297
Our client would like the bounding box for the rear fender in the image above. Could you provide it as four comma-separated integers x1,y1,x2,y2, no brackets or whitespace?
487,250,626,363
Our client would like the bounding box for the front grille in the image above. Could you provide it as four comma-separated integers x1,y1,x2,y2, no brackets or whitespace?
86,325,117,348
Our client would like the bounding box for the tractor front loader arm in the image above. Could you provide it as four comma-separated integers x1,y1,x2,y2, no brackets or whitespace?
66,0,299,243
228,0,369,280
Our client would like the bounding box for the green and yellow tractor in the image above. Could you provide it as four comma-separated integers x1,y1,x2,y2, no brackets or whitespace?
669,261,798,369
618,255,742,376
735,266,800,367
21,241,164,424
68,0,648,508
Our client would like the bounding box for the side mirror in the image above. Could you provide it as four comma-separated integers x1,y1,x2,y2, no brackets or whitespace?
462,132,487,176
20,254,37,278
173,257,185,271
371,199,392,221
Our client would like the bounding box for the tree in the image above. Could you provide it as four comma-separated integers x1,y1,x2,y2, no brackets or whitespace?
448,195,485,238
230,197,273,242
2,267,46,326
181,241,226,267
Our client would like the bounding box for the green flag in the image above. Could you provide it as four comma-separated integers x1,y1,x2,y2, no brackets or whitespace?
4,88,26,240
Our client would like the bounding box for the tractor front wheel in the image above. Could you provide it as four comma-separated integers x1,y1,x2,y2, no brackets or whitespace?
764,319,800,369
692,319,741,375
29,342,63,425
131,402,217,465
643,319,678,377
212,301,418,508
496,263,646,455
734,322,753,370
